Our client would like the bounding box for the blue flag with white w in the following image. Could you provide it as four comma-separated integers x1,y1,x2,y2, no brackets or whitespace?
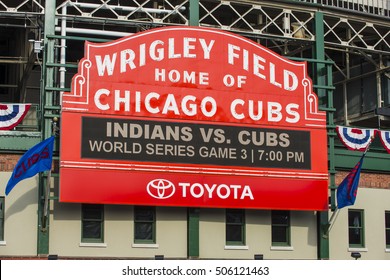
336,153,365,209
5,136,55,195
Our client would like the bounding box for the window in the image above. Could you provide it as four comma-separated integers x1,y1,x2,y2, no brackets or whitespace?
226,209,245,245
0,197,4,241
81,204,104,243
272,210,291,246
385,211,390,248
348,209,364,248
134,206,156,244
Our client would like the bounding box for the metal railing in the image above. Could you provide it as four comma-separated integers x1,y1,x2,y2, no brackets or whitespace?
0,1,389,18
293,0,390,17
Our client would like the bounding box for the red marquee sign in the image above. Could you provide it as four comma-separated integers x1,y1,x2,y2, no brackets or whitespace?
60,26,328,210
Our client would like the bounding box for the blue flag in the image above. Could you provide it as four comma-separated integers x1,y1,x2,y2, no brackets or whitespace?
5,136,55,195
336,153,365,209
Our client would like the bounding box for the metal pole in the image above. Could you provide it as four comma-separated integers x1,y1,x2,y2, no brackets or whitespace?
323,207,340,238
37,0,56,256
59,5,67,106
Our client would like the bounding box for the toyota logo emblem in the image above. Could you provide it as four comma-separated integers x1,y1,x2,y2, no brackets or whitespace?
147,179,175,199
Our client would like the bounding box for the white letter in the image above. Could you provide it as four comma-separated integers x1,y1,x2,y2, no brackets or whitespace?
230,185,241,199
217,184,230,199
120,49,136,73
284,70,298,91
268,102,283,122
223,74,235,87
168,38,181,59
162,94,180,115
114,90,130,111
95,54,117,76
168,69,180,83
150,40,164,61
201,97,217,117
237,75,247,88
94,88,110,110
179,183,191,197
253,54,266,80
228,44,240,65
243,49,249,71
139,43,146,67
182,95,197,116
248,100,263,121
155,68,166,82
135,91,141,112
241,186,254,200
183,37,196,58
204,184,217,198
145,92,160,114
190,183,204,198
183,71,196,84
286,103,300,123
199,72,209,85
270,62,282,88
230,99,245,120
199,39,215,59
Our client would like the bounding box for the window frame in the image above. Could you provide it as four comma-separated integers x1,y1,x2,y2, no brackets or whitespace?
0,197,4,241
385,211,390,249
225,209,246,246
271,210,291,246
81,204,104,243
134,206,156,244
348,209,365,248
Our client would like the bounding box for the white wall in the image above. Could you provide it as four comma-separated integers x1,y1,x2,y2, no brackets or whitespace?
0,172,38,256
329,188,390,260
199,208,318,259
49,204,188,259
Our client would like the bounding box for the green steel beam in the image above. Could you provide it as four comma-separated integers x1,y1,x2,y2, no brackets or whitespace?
46,62,78,69
313,11,330,260
187,208,200,258
335,148,390,172
0,132,41,150
313,85,336,90
45,87,71,92
44,114,61,119
327,62,337,213
189,0,199,26
319,107,336,112
188,0,200,259
37,1,56,256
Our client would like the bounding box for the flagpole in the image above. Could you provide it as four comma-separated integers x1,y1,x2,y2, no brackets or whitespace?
41,117,57,231
323,207,340,238
362,135,375,156
323,134,375,239
42,169,51,231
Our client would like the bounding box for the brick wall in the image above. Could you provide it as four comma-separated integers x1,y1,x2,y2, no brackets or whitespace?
0,154,58,172
0,154,21,172
336,172,390,189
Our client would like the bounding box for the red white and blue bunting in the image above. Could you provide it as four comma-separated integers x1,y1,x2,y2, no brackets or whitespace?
336,126,390,154
379,130,390,153
336,126,377,151
0,103,31,130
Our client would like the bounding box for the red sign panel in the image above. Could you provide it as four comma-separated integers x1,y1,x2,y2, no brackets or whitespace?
60,27,328,210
